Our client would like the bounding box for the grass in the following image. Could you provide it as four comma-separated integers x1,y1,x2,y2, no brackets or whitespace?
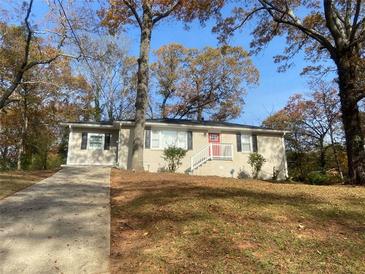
110,169,365,273
0,170,56,199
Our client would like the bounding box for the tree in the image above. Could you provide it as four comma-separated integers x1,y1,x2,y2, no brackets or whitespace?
313,82,344,180
100,0,225,170
0,0,66,110
216,0,365,184
77,35,137,121
262,86,343,181
151,44,258,121
152,43,186,118
0,34,92,170
172,46,258,121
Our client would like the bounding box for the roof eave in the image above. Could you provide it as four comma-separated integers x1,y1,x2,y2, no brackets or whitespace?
60,122,117,129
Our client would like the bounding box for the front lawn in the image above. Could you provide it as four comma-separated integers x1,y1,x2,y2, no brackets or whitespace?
110,169,365,273
0,170,56,199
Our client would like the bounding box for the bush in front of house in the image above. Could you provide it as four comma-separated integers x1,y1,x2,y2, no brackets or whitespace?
248,152,266,179
162,146,187,172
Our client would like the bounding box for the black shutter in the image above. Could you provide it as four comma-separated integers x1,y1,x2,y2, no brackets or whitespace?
187,131,193,150
252,134,258,152
81,132,87,150
236,133,242,152
145,128,151,149
104,133,111,150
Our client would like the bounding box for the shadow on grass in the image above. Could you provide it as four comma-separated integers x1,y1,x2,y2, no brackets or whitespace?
112,181,365,229
110,174,365,273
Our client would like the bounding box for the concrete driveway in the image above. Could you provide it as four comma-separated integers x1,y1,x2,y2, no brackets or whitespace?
0,166,111,274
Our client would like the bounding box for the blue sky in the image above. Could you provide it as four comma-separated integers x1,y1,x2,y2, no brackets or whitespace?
26,0,320,126
145,19,310,125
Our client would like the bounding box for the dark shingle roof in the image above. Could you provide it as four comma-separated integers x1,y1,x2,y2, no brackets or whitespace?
64,118,282,132
145,118,270,130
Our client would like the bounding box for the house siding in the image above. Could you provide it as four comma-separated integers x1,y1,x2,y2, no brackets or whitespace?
116,126,287,180
65,123,287,180
67,128,119,166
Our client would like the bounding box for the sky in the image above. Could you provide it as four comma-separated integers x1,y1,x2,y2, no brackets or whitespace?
17,0,321,126
142,19,311,126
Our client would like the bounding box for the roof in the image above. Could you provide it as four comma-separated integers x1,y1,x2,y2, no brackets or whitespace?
61,118,287,134
145,118,270,130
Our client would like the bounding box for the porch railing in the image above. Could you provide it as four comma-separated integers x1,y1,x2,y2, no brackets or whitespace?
190,143,233,172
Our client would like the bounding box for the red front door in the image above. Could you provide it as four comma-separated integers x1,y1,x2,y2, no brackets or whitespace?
208,133,221,157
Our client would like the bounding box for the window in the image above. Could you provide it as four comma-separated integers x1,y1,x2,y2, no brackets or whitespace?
241,134,252,152
151,130,160,149
88,133,104,149
150,130,188,149
209,133,220,142
104,133,111,150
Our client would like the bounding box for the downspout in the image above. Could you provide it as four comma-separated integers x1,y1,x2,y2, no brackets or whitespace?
66,125,72,165
282,132,288,179
115,123,121,167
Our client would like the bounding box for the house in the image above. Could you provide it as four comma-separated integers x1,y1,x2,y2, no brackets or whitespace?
62,119,288,180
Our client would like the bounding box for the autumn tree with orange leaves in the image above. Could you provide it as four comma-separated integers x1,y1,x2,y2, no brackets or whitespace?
100,0,225,171
263,85,344,182
216,0,365,184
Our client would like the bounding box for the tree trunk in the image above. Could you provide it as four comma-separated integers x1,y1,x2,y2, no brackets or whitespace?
17,96,28,170
130,8,153,171
161,96,168,118
319,138,326,172
336,55,365,184
328,125,344,181
94,91,102,122
197,108,203,121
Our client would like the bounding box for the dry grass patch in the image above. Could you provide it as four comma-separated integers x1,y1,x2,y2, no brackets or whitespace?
110,169,365,273
0,170,57,199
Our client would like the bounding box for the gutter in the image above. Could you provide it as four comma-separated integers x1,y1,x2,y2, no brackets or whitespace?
60,122,117,129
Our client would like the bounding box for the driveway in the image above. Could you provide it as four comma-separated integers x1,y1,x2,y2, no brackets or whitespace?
0,166,111,274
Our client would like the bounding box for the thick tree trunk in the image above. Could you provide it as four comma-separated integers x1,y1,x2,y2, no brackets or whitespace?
336,55,365,184
130,9,152,171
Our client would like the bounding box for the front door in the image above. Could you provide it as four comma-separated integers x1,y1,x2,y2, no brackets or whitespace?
208,133,221,157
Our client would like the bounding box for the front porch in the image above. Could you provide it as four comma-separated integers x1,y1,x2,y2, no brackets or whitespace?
190,143,234,172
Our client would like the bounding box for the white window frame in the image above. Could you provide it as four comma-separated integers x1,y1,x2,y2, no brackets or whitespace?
241,134,252,153
151,130,160,149
87,133,104,150
150,129,188,150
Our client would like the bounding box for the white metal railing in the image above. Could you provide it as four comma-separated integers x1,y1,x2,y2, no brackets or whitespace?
190,143,233,172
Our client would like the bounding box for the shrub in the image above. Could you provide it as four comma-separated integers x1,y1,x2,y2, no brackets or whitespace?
307,171,327,185
237,169,250,179
162,146,187,172
307,171,342,185
248,153,266,179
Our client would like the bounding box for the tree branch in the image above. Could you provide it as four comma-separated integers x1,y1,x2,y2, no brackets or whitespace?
153,1,181,25
123,0,142,29
258,0,336,56
350,0,362,42
0,0,65,110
